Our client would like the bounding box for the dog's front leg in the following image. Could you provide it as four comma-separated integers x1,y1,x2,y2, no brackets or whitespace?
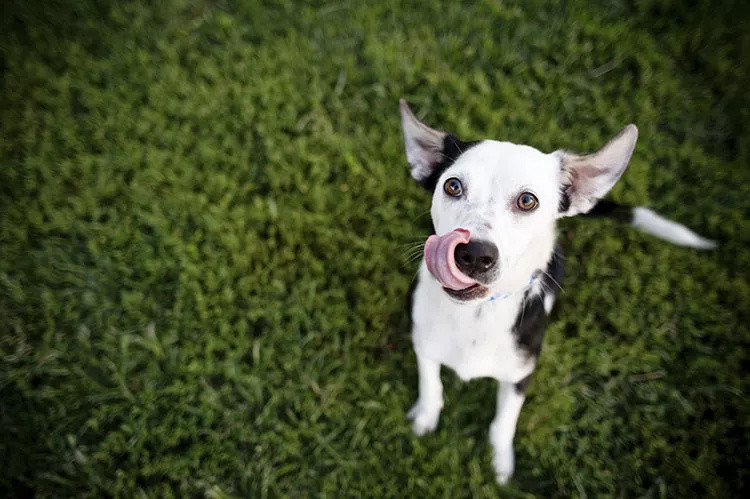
407,352,443,436
490,378,528,484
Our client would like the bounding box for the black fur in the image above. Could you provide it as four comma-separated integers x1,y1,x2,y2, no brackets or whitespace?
511,248,564,359
581,199,634,222
511,290,547,358
542,247,565,297
558,190,571,213
514,374,532,394
558,188,635,223
417,134,479,192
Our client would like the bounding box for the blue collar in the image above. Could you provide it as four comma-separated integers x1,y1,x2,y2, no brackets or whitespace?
487,274,538,302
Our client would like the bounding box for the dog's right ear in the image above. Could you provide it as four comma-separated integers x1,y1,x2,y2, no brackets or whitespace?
399,99,449,188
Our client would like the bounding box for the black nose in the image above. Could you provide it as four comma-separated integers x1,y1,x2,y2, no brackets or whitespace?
454,240,499,278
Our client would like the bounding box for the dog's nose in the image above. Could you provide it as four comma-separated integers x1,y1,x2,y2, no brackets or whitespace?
454,240,499,278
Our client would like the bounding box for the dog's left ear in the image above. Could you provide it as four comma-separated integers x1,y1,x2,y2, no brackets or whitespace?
557,124,638,217
399,99,449,188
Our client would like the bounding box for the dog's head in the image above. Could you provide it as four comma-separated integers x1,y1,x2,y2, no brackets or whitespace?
400,99,638,302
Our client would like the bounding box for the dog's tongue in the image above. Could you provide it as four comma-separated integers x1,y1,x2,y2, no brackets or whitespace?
424,229,478,290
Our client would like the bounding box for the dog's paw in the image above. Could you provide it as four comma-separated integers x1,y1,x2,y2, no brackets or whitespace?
492,446,515,485
407,400,442,436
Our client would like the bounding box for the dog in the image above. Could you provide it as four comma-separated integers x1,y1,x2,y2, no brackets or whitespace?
399,99,716,484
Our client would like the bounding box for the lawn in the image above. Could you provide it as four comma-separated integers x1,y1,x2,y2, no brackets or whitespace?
1,0,748,496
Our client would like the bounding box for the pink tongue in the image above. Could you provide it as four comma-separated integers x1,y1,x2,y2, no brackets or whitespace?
424,229,478,290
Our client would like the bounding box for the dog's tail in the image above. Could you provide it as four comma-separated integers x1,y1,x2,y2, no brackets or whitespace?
583,200,717,249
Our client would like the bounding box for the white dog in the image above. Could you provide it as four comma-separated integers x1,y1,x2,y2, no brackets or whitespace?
399,99,715,484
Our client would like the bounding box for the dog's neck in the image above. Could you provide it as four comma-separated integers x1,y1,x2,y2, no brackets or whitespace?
487,272,540,302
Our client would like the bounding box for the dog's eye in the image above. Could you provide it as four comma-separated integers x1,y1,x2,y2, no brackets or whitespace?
444,178,463,197
516,192,539,211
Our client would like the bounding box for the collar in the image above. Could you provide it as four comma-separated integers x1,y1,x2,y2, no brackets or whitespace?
487,274,538,302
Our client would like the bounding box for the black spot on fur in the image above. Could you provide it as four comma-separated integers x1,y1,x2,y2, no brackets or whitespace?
514,374,532,394
558,189,571,213
512,290,547,358
581,199,634,222
542,247,565,296
512,249,564,358
558,154,571,213
417,134,479,191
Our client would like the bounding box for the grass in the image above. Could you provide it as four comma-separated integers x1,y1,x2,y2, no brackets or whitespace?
1,0,748,496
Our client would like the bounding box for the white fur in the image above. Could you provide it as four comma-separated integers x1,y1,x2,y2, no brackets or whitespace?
408,265,542,482
544,293,556,314
490,381,527,484
410,261,541,383
408,260,543,481
632,207,717,249
407,352,443,436
429,141,560,293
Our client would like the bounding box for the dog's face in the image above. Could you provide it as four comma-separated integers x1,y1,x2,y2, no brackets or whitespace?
400,99,637,302
429,141,561,299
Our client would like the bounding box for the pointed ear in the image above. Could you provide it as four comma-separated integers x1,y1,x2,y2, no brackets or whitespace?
558,124,638,217
399,99,448,187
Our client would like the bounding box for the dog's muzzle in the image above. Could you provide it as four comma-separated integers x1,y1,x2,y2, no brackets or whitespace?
424,229,499,296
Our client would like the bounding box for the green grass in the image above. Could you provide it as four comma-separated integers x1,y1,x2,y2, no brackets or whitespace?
1,0,748,496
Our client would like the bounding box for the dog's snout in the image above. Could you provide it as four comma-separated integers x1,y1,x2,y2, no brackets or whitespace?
454,240,499,279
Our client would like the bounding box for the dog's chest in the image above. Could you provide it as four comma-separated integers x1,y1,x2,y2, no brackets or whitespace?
411,268,535,383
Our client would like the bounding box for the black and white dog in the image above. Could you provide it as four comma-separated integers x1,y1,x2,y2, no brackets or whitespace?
399,99,715,484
